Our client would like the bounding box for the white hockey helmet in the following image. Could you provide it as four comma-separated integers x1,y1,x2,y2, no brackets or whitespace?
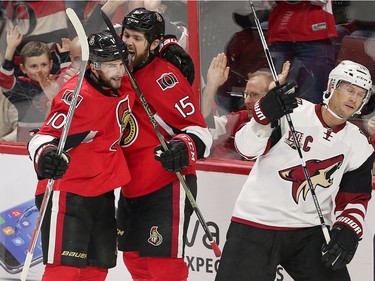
323,60,372,115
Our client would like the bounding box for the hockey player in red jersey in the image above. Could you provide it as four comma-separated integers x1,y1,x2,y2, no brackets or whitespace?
215,60,375,281
116,8,212,281
27,31,135,281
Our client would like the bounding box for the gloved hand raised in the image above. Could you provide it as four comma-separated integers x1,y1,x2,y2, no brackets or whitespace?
35,144,70,179
321,225,359,270
159,35,195,85
154,134,196,172
252,82,298,125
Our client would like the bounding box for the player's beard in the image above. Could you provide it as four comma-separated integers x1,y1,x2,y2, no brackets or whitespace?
98,73,122,90
132,48,150,69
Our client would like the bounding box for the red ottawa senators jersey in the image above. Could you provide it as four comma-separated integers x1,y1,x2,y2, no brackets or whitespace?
120,58,212,198
28,72,136,197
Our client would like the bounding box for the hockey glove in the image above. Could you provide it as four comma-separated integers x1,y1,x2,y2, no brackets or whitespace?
35,144,70,180
154,134,196,172
321,225,359,270
159,35,195,85
252,82,298,125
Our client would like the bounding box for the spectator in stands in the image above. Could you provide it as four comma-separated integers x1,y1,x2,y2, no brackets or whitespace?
347,1,375,38
202,52,290,160
367,114,375,136
56,36,82,88
267,0,338,104
0,89,17,142
0,53,17,142
0,25,65,142
2,1,71,76
212,6,270,114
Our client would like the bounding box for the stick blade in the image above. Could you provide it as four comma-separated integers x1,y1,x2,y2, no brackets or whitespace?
66,8,89,61
20,252,33,281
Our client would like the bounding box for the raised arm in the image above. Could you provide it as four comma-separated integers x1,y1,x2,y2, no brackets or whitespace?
201,53,229,118
4,26,23,62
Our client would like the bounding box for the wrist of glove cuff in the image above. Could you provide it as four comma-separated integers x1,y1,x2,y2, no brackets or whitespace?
160,35,180,54
154,134,196,172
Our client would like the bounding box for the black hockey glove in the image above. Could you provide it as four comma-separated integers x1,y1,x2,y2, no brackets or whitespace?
159,35,195,85
154,134,196,172
252,82,298,125
35,144,70,180
321,225,359,271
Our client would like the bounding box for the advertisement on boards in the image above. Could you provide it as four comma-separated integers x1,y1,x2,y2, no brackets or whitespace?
0,153,374,280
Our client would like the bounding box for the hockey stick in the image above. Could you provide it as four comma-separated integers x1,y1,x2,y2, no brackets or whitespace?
100,10,221,257
20,8,89,281
249,1,331,244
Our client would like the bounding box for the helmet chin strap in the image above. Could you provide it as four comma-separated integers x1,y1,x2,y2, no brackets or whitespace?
323,103,345,120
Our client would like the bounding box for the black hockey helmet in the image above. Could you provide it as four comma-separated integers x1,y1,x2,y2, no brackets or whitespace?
122,8,165,44
87,30,128,63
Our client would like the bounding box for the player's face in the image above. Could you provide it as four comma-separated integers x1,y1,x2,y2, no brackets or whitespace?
95,60,125,90
243,76,269,116
20,54,53,82
122,29,159,69
329,81,367,118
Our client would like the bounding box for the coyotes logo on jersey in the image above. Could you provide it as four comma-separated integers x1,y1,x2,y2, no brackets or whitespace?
279,154,344,204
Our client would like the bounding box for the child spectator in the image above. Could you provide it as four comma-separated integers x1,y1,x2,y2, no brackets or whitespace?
0,26,64,142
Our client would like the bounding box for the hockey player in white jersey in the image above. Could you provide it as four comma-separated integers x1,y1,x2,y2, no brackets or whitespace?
215,60,375,281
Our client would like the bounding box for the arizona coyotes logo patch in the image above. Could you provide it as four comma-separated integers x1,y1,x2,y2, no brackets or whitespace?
147,226,163,246
157,72,179,91
279,154,344,204
61,89,83,108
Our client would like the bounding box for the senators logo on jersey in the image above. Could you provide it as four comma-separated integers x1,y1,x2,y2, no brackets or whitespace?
279,154,344,204
116,97,138,148
148,226,163,246
156,72,179,91
110,97,138,150
119,111,137,147
61,89,83,108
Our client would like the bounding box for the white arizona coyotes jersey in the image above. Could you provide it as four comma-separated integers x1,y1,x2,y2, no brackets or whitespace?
233,100,374,238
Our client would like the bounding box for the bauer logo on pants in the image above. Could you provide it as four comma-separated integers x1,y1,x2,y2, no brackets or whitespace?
148,226,163,246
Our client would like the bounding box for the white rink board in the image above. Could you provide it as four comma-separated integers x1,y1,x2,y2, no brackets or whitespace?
0,153,373,281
